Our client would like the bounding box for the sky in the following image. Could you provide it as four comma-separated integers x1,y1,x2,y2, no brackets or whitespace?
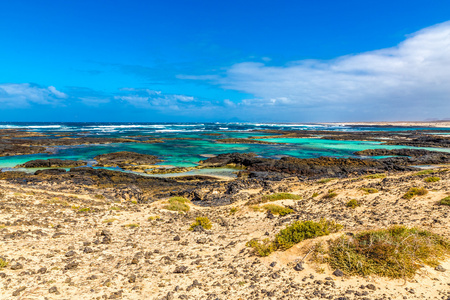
0,0,449,122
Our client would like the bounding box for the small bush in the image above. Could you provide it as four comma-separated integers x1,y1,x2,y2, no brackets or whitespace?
365,174,386,179
110,206,120,210
246,239,276,257
247,219,342,256
361,188,378,194
0,258,7,269
102,218,117,223
325,226,450,278
148,215,161,221
124,223,139,228
323,190,338,199
78,207,91,213
262,193,301,202
346,199,360,209
424,176,440,183
275,219,342,250
229,207,239,214
439,196,450,206
414,169,435,176
312,192,319,198
94,194,105,199
189,217,212,231
164,197,190,212
317,178,335,184
402,187,428,199
262,204,294,216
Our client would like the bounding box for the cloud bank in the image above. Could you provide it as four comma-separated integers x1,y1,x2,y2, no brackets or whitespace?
0,83,67,107
198,21,450,121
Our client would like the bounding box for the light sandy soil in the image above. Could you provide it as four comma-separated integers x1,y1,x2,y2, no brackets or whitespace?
0,170,449,299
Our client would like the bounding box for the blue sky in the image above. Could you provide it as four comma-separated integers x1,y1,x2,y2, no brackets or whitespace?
1,0,449,122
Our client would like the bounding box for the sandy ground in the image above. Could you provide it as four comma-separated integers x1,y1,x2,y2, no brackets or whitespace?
0,170,449,299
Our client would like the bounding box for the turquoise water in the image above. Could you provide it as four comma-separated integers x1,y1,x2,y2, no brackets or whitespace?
1,122,449,175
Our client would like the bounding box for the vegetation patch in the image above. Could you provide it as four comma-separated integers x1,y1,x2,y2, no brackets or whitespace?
246,239,276,257
148,215,161,221
322,226,450,279
424,176,440,183
0,258,7,269
402,187,428,199
361,188,378,194
189,217,212,231
229,207,239,214
94,194,105,199
247,219,342,256
164,197,191,212
102,218,117,223
312,192,319,198
317,178,335,184
78,207,91,213
365,173,386,179
323,190,338,199
346,199,360,209
439,196,450,206
262,204,294,216
414,169,435,176
124,223,139,228
262,193,301,202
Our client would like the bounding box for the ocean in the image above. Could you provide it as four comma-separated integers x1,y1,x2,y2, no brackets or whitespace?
1,122,449,176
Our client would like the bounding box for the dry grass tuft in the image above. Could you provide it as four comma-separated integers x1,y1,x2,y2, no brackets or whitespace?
322,226,450,278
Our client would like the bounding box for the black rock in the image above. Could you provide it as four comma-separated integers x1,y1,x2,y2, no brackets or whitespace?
333,269,344,277
293,263,304,271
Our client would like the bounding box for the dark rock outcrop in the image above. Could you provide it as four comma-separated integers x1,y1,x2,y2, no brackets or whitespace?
17,159,87,168
94,151,161,167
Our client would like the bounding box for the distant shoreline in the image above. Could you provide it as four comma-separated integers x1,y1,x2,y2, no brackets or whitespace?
321,121,450,128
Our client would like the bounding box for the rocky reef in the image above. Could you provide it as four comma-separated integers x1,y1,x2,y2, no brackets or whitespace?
16,159,87,168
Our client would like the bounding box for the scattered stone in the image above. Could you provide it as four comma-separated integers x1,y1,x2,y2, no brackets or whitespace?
174,266,189,274
333,269,344,277
293,263,304,271
435,265,446,272
49,286,58,293
10,263,23,270
12,287,26,296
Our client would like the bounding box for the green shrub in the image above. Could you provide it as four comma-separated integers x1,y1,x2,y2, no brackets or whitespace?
246,239,276,257
346,199,360,209
78,207,91,213
262,204,294,216
414,169,435,176
439,196,450,206
94,194,105,199
229,207,239,214
124,223,139,228
323,190,338,199
312,192,319,198
148,215,161,221
246,219,342,256
0,258,7,269
424,176,440,183
189,217,212,231
402,187,428,199
262,193,301,202
365,174,386,179
317,178,335,184
164,197,190,212
361,188,378,194
275,219,342,250
325,226,450,278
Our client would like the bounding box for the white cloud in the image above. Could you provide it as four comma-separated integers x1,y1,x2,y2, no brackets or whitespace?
192,21,450,121
0,83,67,107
